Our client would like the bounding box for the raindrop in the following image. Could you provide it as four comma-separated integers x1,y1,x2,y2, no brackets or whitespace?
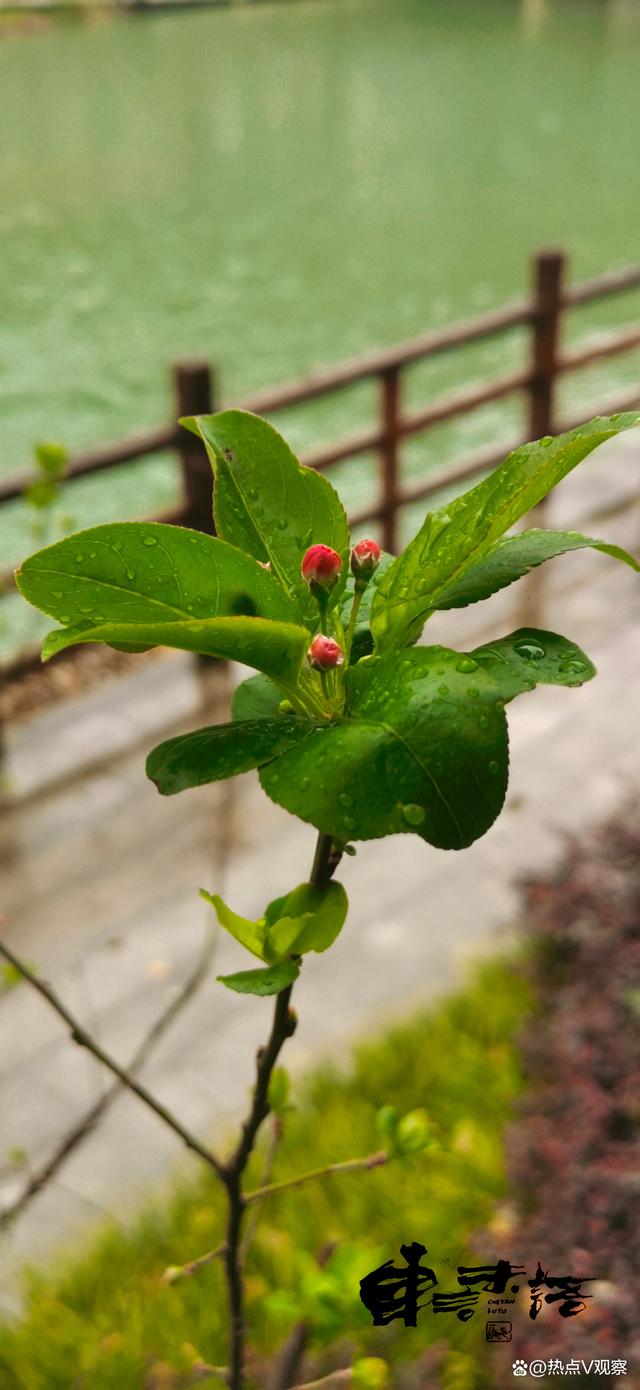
58,614,71,624
277,517,288,531
456,656,478,674
438,684,449,696
339,793,353,808
539,435,553,447
247,486,259,501
343,816,356,831
142,536,158,547
489,761,499,775
467,686,479,698
401,803,425,827
52,590,63,599
126,568,136,581
299,776,310,791
74,553,84,563
513,638,545,661
479,715,489,730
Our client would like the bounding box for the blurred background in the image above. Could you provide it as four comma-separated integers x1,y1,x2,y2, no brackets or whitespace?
0,1,639,1386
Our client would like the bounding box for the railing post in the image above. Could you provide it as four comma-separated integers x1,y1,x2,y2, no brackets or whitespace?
529,248,565,442
379,366,401,554
173,357,215,533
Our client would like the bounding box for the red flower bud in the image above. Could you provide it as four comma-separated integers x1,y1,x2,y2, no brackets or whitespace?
301,544,342,589
351,538,381,580
308,634,344,670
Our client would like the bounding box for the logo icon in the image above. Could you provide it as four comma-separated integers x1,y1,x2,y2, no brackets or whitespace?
487,1320,512,1342
512,1360,528,1377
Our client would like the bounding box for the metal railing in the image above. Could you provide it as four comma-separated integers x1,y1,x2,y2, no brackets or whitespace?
2,247,640,679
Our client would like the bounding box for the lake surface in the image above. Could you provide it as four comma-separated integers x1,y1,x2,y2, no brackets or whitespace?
1,0,640,652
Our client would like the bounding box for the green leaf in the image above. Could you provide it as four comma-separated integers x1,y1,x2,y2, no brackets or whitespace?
200,889,266,961
260,646,509,850
181,411,350,617
231,672,282,721
40,615,310,687
469,628,596,701
264,881,348,959
16,522,299,631
147,715,312,795
371,412,640,651
432,528,640,610
217,961,300,996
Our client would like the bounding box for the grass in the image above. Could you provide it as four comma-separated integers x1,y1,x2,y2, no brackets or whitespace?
0,956,532,1389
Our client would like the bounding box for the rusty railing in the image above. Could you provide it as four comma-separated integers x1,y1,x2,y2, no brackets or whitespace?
2,247,640,679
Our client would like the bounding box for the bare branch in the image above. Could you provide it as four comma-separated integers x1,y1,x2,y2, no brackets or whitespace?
0,940,225,1182
0,919,218,1229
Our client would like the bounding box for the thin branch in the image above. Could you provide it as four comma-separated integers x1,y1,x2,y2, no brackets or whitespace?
169,1149,387,1290
245,1148,388,1206
222,831,339,1390
241,1113,283,1262
0,940,226,1182
290,1374,352,1390
0,919,219,1230
162,1241,227,1285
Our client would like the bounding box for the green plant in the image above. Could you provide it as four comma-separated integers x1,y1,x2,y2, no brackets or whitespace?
7,407,640,1389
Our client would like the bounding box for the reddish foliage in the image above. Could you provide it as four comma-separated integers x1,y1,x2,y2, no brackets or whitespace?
485,816,640,1382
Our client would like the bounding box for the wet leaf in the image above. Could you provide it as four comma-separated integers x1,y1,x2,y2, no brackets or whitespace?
371,412,640,651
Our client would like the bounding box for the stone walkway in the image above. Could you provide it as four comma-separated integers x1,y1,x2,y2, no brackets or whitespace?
1,434,639,1312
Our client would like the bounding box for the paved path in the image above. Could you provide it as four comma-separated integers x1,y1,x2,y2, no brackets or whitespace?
1,436,639,1311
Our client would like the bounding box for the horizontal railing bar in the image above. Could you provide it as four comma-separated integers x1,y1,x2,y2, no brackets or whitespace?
399,368,532,437
302,369,532,472
235,300,533,414
558,325,640,375
562,263,640,309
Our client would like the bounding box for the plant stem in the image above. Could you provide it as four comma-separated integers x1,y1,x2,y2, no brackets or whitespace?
344,586,364,660
0,939,225,1181
221,829,336,1390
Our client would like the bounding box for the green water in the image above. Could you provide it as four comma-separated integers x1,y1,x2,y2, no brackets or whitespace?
2,0,640,653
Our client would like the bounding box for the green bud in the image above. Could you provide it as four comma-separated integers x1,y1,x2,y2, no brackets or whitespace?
394,1108,432,1155
375,1104,398,1142
267,1066,291,1114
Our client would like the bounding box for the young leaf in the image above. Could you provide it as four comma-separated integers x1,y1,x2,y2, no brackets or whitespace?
431,528,640,611
15,522,299,630
469,628,596,701
371,412,640,651
40,615,310,687
260,647,509,850
264,881,348,960
181,411,350,616
147,716,313,795
217,961,300,997
231,672,283,721
200,889,267,961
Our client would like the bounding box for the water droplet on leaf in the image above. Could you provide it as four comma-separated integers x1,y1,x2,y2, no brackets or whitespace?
456,657,478,673
401,803,425,827
513,638,545,661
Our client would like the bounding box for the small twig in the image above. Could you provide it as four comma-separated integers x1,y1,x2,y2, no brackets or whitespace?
170,1149,387,1289
290,1374,352,1390
0,940,226,1182
1,919,219,1230
244,1149,388,1206
241,1113,283,1261
162,1241,227,1285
